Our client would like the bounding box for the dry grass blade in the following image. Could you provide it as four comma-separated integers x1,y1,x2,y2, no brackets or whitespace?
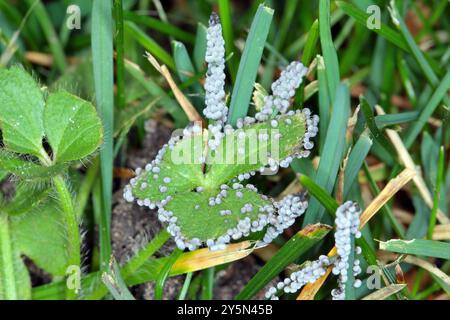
361,284,407,300
171,241,254,274
145,52,203,122
359,168,415,227
380,252,450,293
297,168,415,299
403,256,450,289
375,105,449,224
432,224,450,240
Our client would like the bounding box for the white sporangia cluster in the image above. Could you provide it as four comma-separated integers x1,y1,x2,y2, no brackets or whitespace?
331,201,362,300
265,255,330,300
262,193,308,244
203,12,228,151
123,134,181,205
255,61,308,122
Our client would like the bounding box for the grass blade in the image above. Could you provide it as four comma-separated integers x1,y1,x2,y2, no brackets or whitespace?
299,174,338,214
379,239,450,260
361,284,407,300
427,146,445,239
24,0,66,73
343,133,373,198
388,1,445,99
227,4,274,126
92,0,114,272
319,0,340,100
218,0,238,82
125,21,176,70
123,11,195,44
114,0,125,110
155,249,183,300
193,22,207,71
403,69,450,148
303,83,350,225
336,1,408,51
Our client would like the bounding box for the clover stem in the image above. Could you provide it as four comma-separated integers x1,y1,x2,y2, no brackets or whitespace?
0,211,18,300
38,149,80,300
53,175,81,299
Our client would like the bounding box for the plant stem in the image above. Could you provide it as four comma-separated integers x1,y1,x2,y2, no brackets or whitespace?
39,150,80,299
0,211,17,300
53,175,80,300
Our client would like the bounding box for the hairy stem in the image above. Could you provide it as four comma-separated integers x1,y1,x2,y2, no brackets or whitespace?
39,150,80,299
0,211,17,300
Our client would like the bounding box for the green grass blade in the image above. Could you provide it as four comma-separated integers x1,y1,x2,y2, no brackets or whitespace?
235,224,332,300
302,20,319,66
427,146,444,239
155,249,183,300
227,4,274,127
193,22,207,71
379,239,450,260
218,0,238,82
123,11,195,44
261,0,299,88
403,69,450,149
388,2,445,97
336,1,409,52
360,95,397,156
343,133,373,198
319,0,340,100
114,0,125,110
201,267,215,300
303,84,350,225
92,0,114,272
375,111,418,129
317,55,330,153
24,0,66,73
299,174,338,214
124,21,176,70
178,272,193,300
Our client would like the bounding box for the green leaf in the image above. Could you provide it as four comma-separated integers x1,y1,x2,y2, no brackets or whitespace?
131,112,306,242
165,188,272,241
379,239,450,260
208,113,306,186
227,4,274,126
0,66,44,156
10,199,70,276
133,112,306,201
4,184,50,216
235,224,332,299
44,91,103,163
0,151,66,181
